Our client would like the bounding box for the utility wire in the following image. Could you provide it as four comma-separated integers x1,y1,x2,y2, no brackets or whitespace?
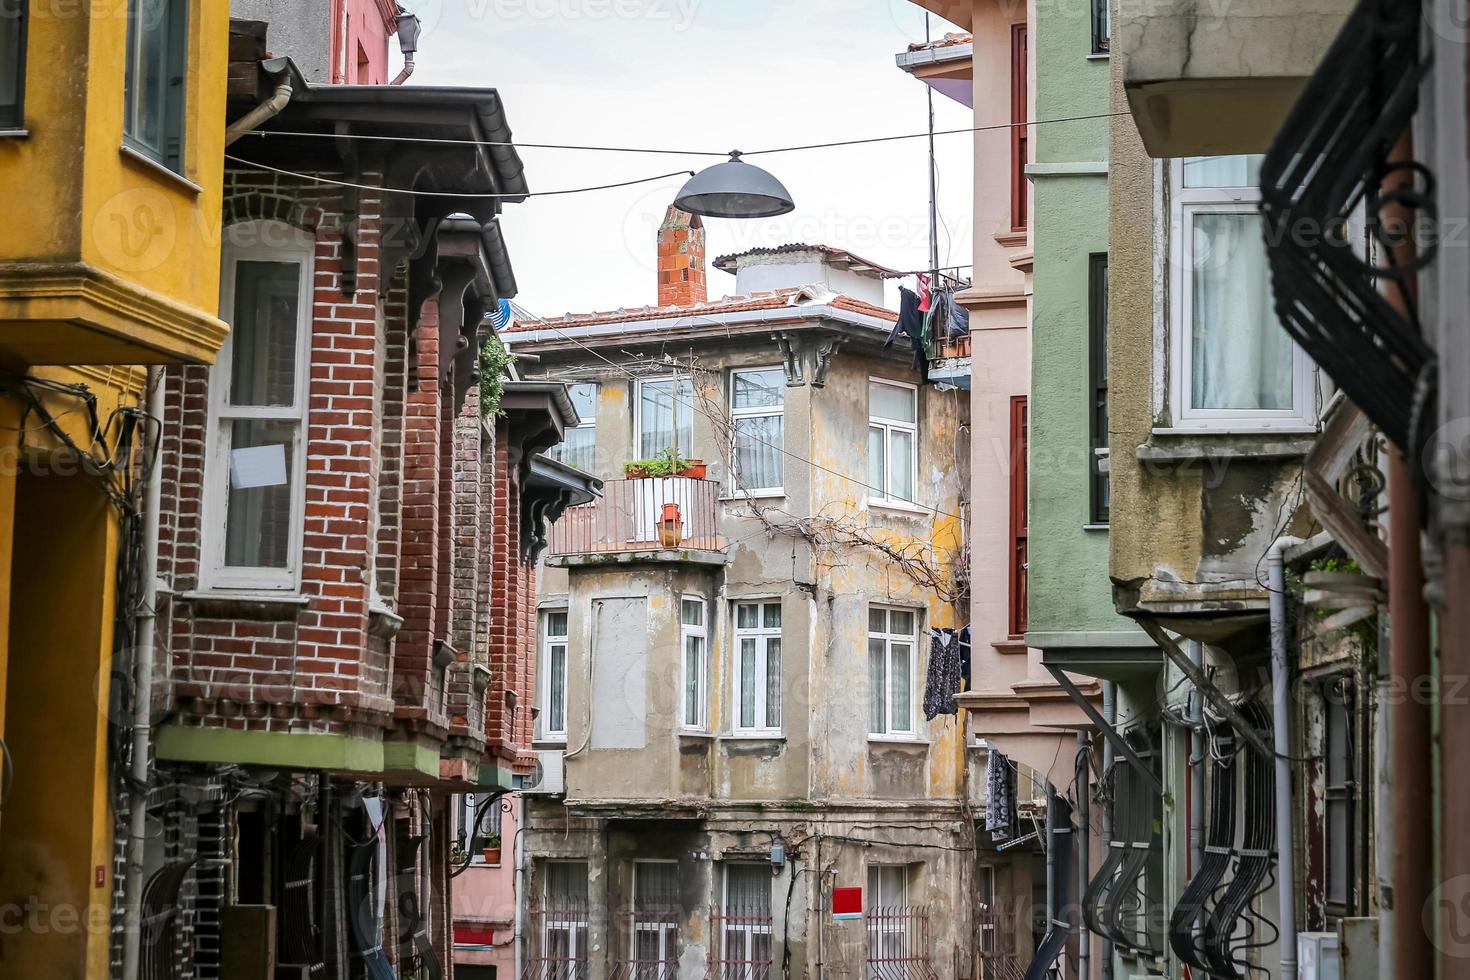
242,110,1126,157
222,155,694,199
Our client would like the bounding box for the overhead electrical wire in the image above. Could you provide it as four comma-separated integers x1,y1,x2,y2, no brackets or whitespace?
229,109,1129,200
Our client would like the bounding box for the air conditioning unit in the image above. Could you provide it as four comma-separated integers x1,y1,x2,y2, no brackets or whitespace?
520,749,565,796
1299,931,1342,980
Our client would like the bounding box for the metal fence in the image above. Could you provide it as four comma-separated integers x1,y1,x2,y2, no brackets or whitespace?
707,905,774,980
610,907,683,980
864,906,940,980
548,477,724,557
521,906,592,980
974,907,1024,980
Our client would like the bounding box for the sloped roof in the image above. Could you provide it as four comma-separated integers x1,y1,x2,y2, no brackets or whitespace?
502,286,896,333
711,244,901,278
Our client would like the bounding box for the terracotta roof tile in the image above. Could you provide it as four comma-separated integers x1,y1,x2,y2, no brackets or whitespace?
503,286,896,333
907,31,972,52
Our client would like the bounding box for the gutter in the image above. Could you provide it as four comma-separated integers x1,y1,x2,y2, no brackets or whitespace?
894,42,974,71
504,304,897,348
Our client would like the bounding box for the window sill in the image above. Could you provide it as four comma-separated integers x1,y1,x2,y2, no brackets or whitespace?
868,735,930,746
867,499,928,517
120,143,203,195
678,731,716,740
1138,431,1318,463
721,491,785,503
1151,424,1321,437
1087,52,1110,60
177,589,310,620
533,738,568,750
720,733,785,742
0,128,29,139
1082,523,1110,532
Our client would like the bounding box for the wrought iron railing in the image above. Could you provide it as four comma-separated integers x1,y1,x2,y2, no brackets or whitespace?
1260,0,1435,456
974,907,1024,980
707,905,773,980
548,477,723,557
865,905,940,980
611,906,683,980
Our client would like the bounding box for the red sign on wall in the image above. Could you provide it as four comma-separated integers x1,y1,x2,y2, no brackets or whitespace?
832,886,863,920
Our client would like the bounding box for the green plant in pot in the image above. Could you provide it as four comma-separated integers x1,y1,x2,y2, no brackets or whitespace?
482,832,502,864
623,445,707,479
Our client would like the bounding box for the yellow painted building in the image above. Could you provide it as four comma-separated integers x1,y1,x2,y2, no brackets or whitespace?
0,2,229,976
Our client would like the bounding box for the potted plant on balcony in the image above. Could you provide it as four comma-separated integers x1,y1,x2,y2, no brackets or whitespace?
482,833,502,865
622,446,707,480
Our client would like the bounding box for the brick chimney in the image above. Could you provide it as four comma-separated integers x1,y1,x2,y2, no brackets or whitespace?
657,206,707,307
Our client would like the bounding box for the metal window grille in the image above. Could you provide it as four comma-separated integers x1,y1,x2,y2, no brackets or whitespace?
865,905,940,980
524,903,591,980
140,861,195,980
708,905,773,980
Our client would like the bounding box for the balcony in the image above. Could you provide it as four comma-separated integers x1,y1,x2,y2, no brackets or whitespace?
546,478,726,565
1118,0,1354,156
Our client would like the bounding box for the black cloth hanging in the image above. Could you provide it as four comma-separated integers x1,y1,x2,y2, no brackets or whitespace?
885,286,930,382
958,625,971,691
923,628,963,720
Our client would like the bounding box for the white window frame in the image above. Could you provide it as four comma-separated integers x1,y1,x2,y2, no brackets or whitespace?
551,382,598,472
728,366,785,496
680,595,709,732
1167,159,1316,432
866,865,910,980
634,375,695,459
540,609,570,742
868,379,919,505
721,862,773,980
202,222,314,591
732,600,783,736
631,860,681,970
868,606,919,739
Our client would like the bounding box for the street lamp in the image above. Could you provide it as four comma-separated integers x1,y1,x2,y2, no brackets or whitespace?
675,151,795,219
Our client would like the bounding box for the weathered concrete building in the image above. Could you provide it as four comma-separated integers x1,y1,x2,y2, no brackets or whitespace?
501,214,974,980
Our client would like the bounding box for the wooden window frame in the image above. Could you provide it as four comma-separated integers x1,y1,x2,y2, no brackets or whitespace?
1008,396,1028,638
1089,253,1110,525
1010,23,1029,232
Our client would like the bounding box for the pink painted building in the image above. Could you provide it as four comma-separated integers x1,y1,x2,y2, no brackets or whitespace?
329,0,399,85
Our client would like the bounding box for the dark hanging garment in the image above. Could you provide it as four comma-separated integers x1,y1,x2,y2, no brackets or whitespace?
886,287,931,382
986,749,1016,840
924,628,962,720
958,625,972,691
947,292,969,340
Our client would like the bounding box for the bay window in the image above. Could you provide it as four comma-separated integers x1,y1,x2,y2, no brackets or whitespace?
868,607,917,737
205,226,312,590
733,601,782,734
551,382,598,473
730,367,785,494
637,376,694,459
124,0,189,172
868,380,918,505
680,597,708,731
1170,155,1315,429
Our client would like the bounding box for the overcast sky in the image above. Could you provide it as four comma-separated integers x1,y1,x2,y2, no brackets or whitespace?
391,0,973,317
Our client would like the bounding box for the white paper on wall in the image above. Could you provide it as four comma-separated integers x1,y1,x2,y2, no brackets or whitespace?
230,443,288,489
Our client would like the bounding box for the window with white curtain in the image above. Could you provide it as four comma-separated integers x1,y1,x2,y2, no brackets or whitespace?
866,865,910,980
455,792,503,864
205,224,313,590
632,862,680,978
868,607,917,737
730,367,785,494
1170,155,1315,429
637,376,695,459
550,383,598,474
543,861,590,975
733,601,782,734
868,380,918,504
680,597,708,731
721,864,773,980
541,610,569,740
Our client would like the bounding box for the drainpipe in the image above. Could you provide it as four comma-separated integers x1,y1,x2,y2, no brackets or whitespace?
1268,534,1304,980
391,54,416,86
1100,683,1114,980
224,78,293,147
1189,643,1205,887
1076,733,1089,980
121,367,167,980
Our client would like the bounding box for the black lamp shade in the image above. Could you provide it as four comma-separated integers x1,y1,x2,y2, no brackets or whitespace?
675,154,795,219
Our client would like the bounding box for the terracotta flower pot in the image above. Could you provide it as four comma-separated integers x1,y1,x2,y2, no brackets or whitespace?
677,460,708,480
482,846,502,864
625,466,652,480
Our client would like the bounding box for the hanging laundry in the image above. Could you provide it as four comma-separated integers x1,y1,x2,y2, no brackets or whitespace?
947,291,969,340
958,625,972,691
925,290,951,355
885,287,930,383
924,628,962,720
916,273,932,313
985,749,1016,840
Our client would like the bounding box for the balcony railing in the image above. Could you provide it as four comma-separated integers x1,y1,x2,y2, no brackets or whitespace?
548,478,724,557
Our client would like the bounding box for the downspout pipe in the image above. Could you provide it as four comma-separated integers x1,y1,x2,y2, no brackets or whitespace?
1189,642,1205,893
224,79,293,147
1268,534,1304,980
1076,733,1089,980
1100,682,1115,980
391,54,416,86
121,368,167,980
